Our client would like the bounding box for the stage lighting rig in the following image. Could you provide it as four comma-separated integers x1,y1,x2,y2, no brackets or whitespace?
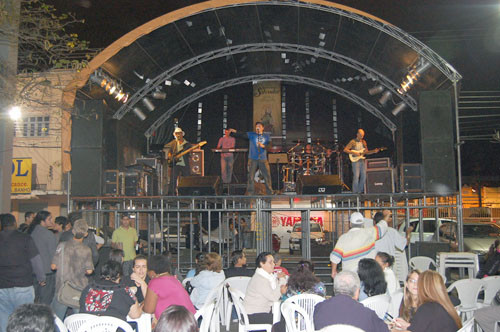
89,71,129,103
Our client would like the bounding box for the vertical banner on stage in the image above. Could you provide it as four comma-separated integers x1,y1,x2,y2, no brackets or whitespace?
253,81,282,135
11,158,32,194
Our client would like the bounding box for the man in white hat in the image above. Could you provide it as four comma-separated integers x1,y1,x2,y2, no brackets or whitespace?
330,211,388,278
163,127,192,194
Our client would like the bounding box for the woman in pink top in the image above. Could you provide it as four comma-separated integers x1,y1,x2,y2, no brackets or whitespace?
144,255,195,320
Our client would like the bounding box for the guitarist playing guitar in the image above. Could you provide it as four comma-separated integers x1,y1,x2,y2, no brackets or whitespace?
343,129,383,193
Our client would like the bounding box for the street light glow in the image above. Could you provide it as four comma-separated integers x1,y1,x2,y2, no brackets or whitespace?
8,106,21,121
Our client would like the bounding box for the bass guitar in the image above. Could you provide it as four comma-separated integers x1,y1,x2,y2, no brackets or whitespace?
349,147,387,162
168,141,207,164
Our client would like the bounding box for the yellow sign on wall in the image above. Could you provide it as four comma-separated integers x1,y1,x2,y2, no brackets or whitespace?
12,158,32,194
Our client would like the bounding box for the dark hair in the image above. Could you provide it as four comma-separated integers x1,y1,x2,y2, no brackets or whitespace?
0,213,17,230
154,305,198,332
55,216,69,228
373,212,384,223
101,260,123,282
358,258,387,297
256,251,273,268
24,211,35,220
109,249,124,263
149,255,172,275
194,252,206,275
133,254,148,266
27,211,51,234
488,239,500,258
255,121,263,127
67,211,82,226
376,252,395,267
287,260,320,293
7,303,55,332
231,250,245,266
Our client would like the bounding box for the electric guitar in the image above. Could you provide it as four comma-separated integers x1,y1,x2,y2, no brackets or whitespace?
167,141,207,165
349,147,387,162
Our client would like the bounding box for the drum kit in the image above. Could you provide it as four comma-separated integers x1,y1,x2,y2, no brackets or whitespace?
282,139,336,185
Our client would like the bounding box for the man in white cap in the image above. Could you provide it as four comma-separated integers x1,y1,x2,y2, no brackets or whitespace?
163,127,192,194
330,211,388,278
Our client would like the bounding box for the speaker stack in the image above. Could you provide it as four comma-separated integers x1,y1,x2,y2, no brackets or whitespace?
365,158,394,194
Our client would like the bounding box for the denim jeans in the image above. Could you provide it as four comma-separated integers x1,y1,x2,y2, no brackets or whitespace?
351,160,366,193
0,286,35,332
247,159,272,195
220,155,234,184
51,296,79,320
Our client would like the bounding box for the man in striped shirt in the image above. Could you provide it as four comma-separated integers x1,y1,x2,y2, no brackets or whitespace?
330,212,388,278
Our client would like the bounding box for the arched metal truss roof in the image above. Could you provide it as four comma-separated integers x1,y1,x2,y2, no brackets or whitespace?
71,0,461,137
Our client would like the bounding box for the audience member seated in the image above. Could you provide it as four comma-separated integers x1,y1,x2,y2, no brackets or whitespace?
109,248,125,264
186,252,205,278
399,270,421,322
144,255,196,322
273,253,289,276
393,270,461,332
122,254,149,303
283,260,326,300
313,271,388,331
190,252,225,309
476,239,500,278
357,258,387,301
6,303,55,332
224,250,254,278
243,252,287,324
79,260,142,321
375,252,400,295
154,305,198,332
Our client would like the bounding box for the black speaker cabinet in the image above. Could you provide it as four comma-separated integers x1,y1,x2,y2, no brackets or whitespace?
189,150,204,176
410,241,451,261
297,175,342,195
178,176,221,196
400,164,422,192
366,169,394,193
104,170,119,195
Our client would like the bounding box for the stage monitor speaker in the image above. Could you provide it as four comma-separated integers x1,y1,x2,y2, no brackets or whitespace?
366,169,394,193
189,150,204,176
71,148,102,196
178,176,221,196
419,91,457,194
297,175,342,195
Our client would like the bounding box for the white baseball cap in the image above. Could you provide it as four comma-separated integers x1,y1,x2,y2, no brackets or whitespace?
350,212,364,225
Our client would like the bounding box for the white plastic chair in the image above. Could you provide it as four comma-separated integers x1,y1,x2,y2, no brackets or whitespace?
77,316,134,332
360,293,391,320
195,299,217,332
227,287,272,332
387,288,403,319
409,256,436,271
283,294,325,331
281,301,314,332
447,278,484,320
54,315,68,332
64,313,96,332
495,320,500,332
223,277,252,330
126,312,152,332
481,275,500,305
457,317,475,332
317,325,365,332
393,250,408,284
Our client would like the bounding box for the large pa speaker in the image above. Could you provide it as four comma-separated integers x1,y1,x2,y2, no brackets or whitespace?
71,148,102,196
419,91,457,194
297,175,342,194
178,176,221,196
366,169,394,193
72,100,103,148
189,150,204,176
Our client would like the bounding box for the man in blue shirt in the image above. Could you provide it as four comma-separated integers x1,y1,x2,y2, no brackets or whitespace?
229,122,273,195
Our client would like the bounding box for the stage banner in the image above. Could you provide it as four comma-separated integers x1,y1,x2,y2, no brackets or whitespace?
253,81,282,136
12,158,32,194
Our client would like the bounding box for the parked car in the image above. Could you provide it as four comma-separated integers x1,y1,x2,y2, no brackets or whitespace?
397,218,456,243
462,222,500,262
287,222,325,255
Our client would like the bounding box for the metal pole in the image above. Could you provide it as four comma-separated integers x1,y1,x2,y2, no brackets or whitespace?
453,82,465,252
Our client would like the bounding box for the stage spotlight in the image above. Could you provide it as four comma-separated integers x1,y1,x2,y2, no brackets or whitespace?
152,91,166,100
142,97,155,112
132,107,146,121
378,91,392,106
391,102,407,116
368,85,384,95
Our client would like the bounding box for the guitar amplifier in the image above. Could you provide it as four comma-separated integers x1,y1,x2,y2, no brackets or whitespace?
366,158,391,169
104,170,119,196
189,149,204,176
366,168,394,193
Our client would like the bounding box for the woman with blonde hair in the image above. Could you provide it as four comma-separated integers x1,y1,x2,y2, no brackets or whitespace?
399,269,420,322
190,252,225,309
393,270,461,332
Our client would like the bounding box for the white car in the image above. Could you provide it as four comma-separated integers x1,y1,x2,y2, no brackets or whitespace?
397,218,456,243
288,222,325,255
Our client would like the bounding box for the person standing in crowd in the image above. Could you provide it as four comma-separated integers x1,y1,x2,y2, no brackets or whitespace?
224,250,254,278
164,127,192,195
229,122,273,195
51,219,94,320
60,212,100,266
27,211,57,305
374,210,413,256
343,129,380,193
52,216,70,241
0,214,45,332
217,129,236,184
330,212,388,278
313,271,388,331
112,214,138,277
18,211,34,233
